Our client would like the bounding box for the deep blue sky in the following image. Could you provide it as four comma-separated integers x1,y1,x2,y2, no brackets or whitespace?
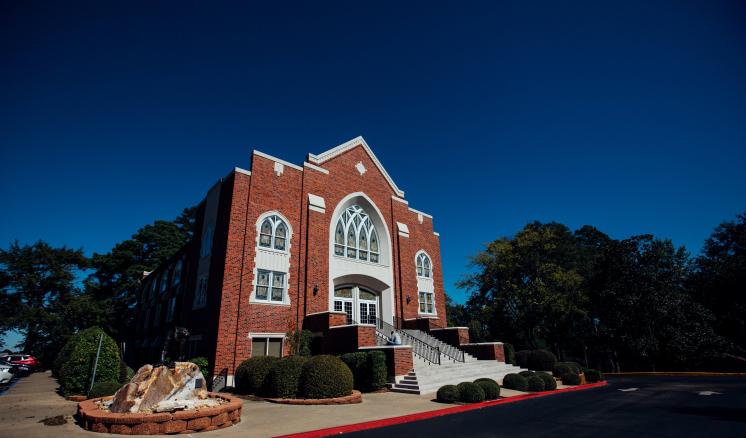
2,1,745,310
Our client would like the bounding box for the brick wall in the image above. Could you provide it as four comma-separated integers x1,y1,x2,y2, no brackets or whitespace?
361,346,414,379
461,343,506,362
429,327,470,347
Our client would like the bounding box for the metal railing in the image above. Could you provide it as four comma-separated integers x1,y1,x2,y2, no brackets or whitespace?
400,328,466,363
375,319,441,365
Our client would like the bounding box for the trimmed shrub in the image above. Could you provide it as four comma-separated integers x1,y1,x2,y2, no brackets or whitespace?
474,377,498,386
235,356,280,395
584,369,604,383
553,363,573,377
501,373,528,391
287,329,313,356
515,350,531,368
536,372,557,390
475,380,500,399
299,355,353,399
436,384,460,403
503,343,515,365
457,382,486,403
526,375,545,392
88,380,122,398
559,361,582,375
53,339,76,377
340,351,387,392
58,327,120,396
561,372,581,386
189,357,209,373
261,356,307,398
519,370,535,378
528,349,557,371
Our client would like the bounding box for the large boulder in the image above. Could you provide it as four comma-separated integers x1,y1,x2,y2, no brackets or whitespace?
109,362,209,413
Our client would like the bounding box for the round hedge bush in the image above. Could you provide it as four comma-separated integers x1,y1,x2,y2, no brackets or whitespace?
557,361,582,375
58,327,120,396
536,372,557,390
519,370,535,378
503,343,516,365
457,382,485,403
436,384,460,403
475,380,500,399
526,375,546,392
561,372,581,386
553,363,572,377
501,373,528,391
299,355,353,399
235,356,280,394
474,377,498,386
515,350,531,368
528,349,557,371
584,369,604,383
88,380,122,398
261,356,307,398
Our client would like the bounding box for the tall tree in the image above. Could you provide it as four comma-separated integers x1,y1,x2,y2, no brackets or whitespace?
0,241,88,364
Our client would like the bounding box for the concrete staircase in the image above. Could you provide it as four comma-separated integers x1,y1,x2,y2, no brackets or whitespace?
382,328,525,395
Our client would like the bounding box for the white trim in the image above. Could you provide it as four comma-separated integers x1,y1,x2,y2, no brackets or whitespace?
303,161,330,174
415,250,434,279
463,342,504,346
403,315,440,320
358,345,412,350
234,167,251,176
308,136,405,197
308,193,326,213
397,222,410,238
253,150,303,171
305,310,348,317
391,196,408,205
433,232,440,237
430,327,469,331
309,205,325,214
248,332,286,338
328,323,377,329
408,207,433,219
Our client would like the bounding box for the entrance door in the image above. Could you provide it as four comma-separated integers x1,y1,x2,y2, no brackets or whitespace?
334,286,379,325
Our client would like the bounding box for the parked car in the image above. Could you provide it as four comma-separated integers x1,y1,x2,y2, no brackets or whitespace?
0,362,14,385
0,358,29,376
6,354,39,371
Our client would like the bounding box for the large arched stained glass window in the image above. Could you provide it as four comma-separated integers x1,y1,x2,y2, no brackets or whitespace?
334,205,380,263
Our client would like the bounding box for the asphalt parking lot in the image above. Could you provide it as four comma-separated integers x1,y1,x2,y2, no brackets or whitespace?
348,376,746,437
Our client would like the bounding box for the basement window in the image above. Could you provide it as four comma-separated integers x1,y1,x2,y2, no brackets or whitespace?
252,337,283,357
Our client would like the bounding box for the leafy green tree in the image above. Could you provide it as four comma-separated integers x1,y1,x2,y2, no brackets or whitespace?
0,241,88,365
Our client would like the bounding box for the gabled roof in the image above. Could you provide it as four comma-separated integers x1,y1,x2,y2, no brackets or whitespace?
307,136,405,197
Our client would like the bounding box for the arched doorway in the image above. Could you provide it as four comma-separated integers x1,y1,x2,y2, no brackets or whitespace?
333,285,379,326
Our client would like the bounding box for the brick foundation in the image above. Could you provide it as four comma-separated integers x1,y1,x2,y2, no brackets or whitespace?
429,327,469,347
360,345,414,378
461,342,506,362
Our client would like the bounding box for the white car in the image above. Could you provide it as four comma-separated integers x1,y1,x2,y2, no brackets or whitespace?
0,364,13,385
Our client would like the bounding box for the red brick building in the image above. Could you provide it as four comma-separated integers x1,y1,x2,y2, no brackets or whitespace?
131,137,449,386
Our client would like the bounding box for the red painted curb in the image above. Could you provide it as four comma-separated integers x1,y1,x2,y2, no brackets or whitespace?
274,381,608,438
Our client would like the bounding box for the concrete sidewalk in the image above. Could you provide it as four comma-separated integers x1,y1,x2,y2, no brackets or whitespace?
0,371,534,437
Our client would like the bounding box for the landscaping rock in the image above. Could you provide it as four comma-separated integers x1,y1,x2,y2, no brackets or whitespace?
109,362,208,413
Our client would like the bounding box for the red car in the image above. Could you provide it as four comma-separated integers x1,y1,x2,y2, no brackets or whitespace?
6,354,39,371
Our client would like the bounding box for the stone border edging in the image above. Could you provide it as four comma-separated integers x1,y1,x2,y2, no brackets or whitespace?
606,372,746,377
77,392,242,434
265,390,362,405
275,382,609,438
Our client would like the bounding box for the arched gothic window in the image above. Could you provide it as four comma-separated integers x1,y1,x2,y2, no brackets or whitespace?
334,205,380,263
416,252,432,278
258,215,289,251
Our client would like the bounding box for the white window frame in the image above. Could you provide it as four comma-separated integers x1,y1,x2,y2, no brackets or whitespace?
333,205,381,264
253,269,287,304
418,291,435,315
192,276,208,309
249,333,285,357
257,214,290,253
416,251,433,278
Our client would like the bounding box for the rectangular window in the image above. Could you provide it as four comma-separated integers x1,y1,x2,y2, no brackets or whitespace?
166,297,176,322
193,276,208,309
252,337,283,357
255,270,285,303
419,292,434,314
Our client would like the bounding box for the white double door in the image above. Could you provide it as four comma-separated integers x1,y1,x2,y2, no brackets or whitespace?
333,285,379,326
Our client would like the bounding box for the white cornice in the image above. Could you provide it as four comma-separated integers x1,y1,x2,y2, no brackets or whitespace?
234,167,251,176
253,150,303,171
408,207,432,219
308,136,405,197
391,195,408,205
303,161,329,174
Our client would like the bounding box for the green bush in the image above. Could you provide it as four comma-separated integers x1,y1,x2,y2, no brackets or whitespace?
561,372,581,385
584,369,604,383
457,382,485,403
501,373,528,391
53,338,76,377
436,384,460,403
503,343,515,365
528,349,557,371
189,357,209,373
235,356,280,394
526,375,545,392
515,350,531,368
340,351,387,392
299,355,353,399
536,372,557,390
119,366,134,384
553,363,573,377
518,370,535,378
287,329,313,356
474,377,498,386
558,361,582,375
368,351,387,391
475,380,500,399
88,380,122,398
261,356,307,398
58,327,120,396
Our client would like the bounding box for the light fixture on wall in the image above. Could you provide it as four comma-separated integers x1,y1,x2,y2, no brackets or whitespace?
313,285,319,296
406,294,411,304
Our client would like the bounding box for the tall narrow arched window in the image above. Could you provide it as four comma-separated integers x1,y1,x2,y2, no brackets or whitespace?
257,214,289,251
416,252,432,278
334,205,381,264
